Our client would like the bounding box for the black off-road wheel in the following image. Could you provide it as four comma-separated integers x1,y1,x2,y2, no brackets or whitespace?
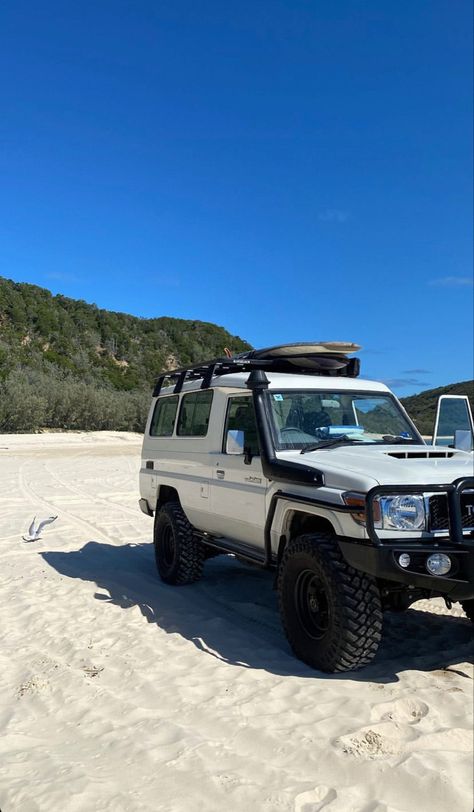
461,600,474,623
277,533,382,673
154,502,204,585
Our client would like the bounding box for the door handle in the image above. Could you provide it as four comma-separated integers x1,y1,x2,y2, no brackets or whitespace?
216,469,225,479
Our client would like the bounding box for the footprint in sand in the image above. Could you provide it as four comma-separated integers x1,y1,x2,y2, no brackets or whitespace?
16,675,49,698
214,773,242,793
372,696,429,725
294,785,337,811
294,787,407,812
336,721,418,759
408,727,473,753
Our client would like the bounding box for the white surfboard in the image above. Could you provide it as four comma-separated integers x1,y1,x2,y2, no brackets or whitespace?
235,341,361,360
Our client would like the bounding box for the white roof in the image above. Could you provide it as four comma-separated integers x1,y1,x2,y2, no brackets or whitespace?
158,372,390,396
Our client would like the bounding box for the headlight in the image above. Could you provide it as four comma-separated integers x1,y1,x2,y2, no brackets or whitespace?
374,494,426,531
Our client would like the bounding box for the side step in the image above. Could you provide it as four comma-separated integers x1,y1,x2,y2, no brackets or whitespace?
198,534,268,566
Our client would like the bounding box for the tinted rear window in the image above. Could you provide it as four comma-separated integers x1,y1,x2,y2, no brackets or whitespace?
150,395,179,437
177,390,213,436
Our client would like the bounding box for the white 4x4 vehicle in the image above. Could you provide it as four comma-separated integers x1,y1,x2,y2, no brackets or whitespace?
139,343,474,673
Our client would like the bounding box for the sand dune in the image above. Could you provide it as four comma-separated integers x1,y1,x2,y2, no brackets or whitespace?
0,432,472,812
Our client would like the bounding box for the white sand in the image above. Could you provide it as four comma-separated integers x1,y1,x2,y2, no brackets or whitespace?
0,431,472,812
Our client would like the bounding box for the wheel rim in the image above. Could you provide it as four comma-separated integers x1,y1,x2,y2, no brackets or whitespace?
295,569,331,640
161,524,176,569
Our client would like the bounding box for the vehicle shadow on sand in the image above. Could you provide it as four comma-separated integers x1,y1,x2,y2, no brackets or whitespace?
42,540,473,683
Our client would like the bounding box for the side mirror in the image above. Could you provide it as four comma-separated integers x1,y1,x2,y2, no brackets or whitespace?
226,429,245,455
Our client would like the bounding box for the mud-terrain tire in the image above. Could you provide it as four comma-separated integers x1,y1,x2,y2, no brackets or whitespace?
461,600,474,623
278,533,382,673
154,502,204,585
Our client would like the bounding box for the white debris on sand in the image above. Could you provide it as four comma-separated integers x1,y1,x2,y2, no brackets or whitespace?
0,431,472,812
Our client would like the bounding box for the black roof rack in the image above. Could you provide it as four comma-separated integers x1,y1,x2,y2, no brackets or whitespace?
152,353,360,397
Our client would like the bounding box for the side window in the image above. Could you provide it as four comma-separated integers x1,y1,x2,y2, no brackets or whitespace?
150,395,179,437
224,396,260,456
177,390,213,437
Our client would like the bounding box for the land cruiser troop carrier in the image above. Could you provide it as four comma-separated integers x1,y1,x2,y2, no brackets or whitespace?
139,342,474,672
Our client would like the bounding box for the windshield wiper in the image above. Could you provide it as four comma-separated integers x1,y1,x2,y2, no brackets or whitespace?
300,436,365,453
381,435,415,444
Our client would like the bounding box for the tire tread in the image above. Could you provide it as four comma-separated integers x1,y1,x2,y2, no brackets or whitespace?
154,501,204,585
277,532,382,672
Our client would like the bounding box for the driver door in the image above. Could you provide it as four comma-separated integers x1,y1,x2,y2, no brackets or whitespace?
209,395,268,548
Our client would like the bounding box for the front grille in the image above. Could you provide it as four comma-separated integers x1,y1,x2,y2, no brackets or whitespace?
429,490,474,532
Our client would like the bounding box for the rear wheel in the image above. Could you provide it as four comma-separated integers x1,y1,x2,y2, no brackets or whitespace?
154,502,204,585
278,533,382,672
461,599,474,623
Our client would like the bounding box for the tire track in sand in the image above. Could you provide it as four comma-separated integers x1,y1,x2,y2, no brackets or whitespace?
18,459,115,544
43,454,143,520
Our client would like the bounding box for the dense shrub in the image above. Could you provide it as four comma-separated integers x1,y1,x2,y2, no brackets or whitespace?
0,371,47,432
0,369,149,433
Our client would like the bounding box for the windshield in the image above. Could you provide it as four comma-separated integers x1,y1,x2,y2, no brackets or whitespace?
268,390,420,450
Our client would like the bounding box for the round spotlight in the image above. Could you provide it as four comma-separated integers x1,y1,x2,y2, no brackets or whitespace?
398,553,411,568
426,553,451,576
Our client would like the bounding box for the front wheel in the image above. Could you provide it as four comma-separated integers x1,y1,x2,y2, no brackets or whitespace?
277,533,382,673
153,502,204,585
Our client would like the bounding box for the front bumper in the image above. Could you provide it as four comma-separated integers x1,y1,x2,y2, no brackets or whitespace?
339,476,473,600
338,538,474,600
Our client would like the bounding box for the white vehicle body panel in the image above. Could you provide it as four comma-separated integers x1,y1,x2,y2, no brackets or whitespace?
277,445,474,488
210,453,267,545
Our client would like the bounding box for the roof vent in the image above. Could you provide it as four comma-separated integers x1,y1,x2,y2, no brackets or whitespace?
385,451,455,459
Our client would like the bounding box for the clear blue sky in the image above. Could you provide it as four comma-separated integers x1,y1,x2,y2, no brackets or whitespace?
0,0,472,395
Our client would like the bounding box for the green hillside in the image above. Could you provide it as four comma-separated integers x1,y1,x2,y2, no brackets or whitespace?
0,276,251,432
0,275,471,436
0,276,250,388
401,380,474,436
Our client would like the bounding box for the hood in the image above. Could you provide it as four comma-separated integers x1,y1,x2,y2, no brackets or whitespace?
277,444,474,491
